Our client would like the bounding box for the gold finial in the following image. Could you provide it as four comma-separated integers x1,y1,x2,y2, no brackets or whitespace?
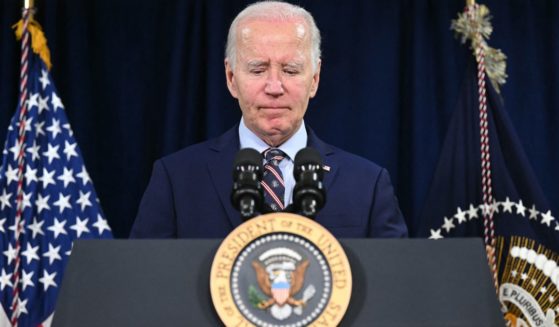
466,0,475,5
24,0,34,10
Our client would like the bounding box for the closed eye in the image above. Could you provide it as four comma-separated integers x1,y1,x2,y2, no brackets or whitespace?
249,69,265,75
283,63,303,76
247,61,268,75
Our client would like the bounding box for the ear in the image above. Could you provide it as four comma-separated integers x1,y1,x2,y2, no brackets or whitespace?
309,60,321,98
225,59,239,99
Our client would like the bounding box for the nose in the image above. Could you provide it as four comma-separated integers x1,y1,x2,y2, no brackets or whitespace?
264,75,284,96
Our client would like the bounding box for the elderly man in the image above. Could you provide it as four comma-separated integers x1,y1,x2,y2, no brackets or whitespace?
130,1,407,238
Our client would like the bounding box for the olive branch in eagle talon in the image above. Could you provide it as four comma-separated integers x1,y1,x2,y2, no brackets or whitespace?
251,259,310,309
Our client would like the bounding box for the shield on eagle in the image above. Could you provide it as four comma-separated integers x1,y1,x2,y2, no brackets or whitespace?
271,271,291,305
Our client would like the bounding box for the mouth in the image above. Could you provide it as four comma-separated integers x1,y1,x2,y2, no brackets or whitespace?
259,106,289,111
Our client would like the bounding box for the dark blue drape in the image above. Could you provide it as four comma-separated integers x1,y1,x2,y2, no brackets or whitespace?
1,0,557,238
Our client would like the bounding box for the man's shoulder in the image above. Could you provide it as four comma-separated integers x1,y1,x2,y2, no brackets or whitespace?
309,130,384,175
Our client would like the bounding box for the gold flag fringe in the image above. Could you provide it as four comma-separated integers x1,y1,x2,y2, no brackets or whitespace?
13,18,52,70
497,236,559,325
451,4,507,93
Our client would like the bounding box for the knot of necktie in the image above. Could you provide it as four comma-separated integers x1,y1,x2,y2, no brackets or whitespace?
263,148,286,166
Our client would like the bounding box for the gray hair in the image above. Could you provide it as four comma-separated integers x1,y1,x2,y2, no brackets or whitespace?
225,1,321,72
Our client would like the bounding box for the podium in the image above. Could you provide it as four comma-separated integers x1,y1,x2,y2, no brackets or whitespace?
52,238,504,326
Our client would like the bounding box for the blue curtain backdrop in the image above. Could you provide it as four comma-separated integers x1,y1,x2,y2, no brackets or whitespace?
1,0,557,238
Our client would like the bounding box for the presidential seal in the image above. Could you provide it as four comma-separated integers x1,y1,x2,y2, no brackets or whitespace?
210,213,352,327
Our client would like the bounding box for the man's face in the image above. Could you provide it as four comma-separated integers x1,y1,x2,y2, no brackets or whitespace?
225,19,321,147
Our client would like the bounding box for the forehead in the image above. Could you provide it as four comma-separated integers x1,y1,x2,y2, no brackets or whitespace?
236,18,311,52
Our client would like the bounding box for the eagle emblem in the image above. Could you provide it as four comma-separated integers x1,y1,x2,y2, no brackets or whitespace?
250,247,315,320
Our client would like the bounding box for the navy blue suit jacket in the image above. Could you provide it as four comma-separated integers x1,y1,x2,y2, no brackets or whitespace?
130,126,408,238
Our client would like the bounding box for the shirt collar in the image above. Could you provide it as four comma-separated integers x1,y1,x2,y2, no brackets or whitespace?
238,118,307,161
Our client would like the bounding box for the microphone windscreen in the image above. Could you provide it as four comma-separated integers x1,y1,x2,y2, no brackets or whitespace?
233,148,263,170
294,147,322,167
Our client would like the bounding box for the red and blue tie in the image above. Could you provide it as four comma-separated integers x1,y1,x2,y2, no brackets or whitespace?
261,148,286,211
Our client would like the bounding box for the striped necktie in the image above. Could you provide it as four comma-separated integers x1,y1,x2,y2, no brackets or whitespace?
261,148,286,211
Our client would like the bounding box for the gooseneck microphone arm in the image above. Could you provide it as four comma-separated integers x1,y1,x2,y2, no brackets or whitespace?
231,148,264,220
293,147,326,219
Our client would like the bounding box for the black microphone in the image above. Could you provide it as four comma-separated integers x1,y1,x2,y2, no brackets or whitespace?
293,147,326,218
231,148,264,220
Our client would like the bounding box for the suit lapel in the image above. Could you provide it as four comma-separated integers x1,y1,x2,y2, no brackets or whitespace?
206,126,244,229
307,127,338,191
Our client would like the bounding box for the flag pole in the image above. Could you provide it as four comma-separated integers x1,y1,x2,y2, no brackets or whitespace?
10,1,35,324
463,0,499,292
24,0,34,19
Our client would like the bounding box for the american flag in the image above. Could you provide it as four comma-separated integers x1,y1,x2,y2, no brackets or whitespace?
0,20,112,326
